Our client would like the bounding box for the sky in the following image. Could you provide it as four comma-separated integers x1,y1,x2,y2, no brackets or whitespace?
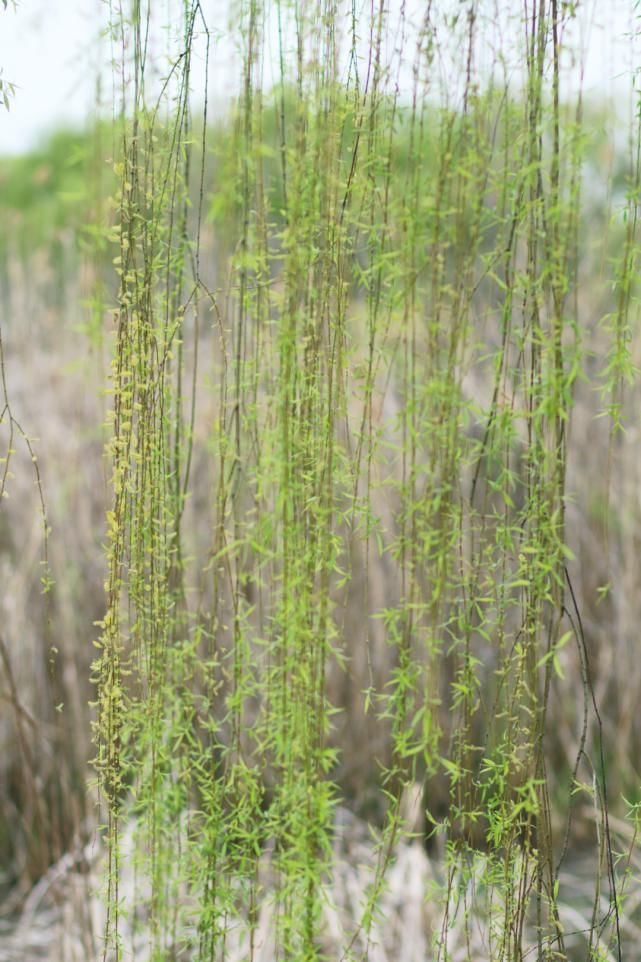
0,0,639,155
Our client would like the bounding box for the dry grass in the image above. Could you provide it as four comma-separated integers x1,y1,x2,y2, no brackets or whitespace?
0,801,639,962
0,208,640,868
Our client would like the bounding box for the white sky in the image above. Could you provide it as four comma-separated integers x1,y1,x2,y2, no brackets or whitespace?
0,0,639,155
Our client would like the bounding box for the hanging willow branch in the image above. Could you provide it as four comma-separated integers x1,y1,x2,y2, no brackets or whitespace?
92,3,633,961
